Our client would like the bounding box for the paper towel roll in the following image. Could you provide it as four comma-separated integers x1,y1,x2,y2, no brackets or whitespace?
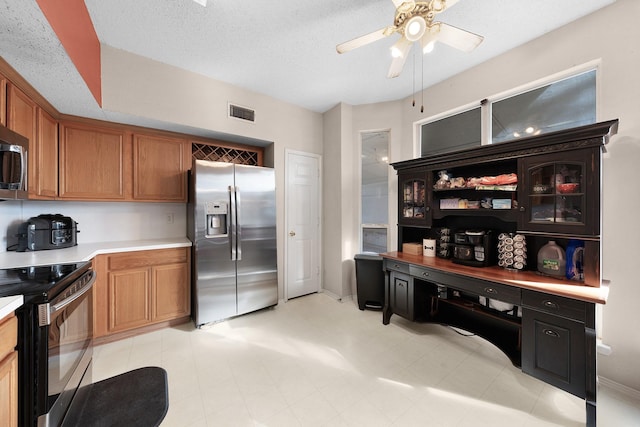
423,239,436,257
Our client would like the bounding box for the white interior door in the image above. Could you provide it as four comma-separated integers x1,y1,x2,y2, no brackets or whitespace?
285,150,321,300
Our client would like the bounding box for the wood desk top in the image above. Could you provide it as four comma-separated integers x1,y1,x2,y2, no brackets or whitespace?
380,251,608,304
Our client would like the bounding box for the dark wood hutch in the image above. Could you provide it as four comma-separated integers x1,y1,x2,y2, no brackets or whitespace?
381,119,618,427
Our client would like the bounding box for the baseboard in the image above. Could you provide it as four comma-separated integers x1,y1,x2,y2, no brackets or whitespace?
599,376,640,400
320,289,341,301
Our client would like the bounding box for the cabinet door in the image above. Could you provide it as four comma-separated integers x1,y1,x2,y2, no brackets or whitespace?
35,108,58,198
133,134,188,201
519,149,598,235
0,73,6,126
59,122,131,200
0,314,18,427
152,262,190,321
390,271,414,320
522,308,586,398
0,352,18,427
398,171,430,226
6,84,37,194
108,268,151,333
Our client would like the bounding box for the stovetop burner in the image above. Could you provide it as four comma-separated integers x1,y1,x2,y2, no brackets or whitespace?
0,262,90,299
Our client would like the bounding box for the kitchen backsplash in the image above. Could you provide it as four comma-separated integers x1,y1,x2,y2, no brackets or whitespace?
0,201,186,249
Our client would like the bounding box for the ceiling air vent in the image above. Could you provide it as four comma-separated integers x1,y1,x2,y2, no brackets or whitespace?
228,103,256,123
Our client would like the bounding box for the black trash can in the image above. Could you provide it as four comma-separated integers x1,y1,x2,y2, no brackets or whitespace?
354,253,385,311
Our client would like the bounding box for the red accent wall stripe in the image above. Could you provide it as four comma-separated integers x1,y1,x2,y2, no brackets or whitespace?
36,0,102,106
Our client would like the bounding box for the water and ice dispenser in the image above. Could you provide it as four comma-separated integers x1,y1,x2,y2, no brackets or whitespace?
205,201,228,237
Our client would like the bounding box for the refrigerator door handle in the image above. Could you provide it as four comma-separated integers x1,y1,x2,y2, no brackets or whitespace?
229,185,237,261
236,186,242,261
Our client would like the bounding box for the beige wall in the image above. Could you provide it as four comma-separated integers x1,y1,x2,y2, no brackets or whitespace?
101,45,325,303
322,104,343,298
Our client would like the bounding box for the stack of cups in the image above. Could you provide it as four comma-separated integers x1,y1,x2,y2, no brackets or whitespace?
436,228,451,258
497,233,527,270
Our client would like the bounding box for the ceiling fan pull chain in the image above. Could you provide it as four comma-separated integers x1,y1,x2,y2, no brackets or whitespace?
412,46,416,107
420,53,424,113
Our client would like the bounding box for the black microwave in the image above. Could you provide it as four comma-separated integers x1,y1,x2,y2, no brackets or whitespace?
0,124,28,200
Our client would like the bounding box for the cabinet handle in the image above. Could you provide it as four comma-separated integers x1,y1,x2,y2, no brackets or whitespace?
484,287,497,295
543,329,560,338
543,300,559,309
422,272,429,277
519,206,526,212
425,206,430,212
394,264,400,269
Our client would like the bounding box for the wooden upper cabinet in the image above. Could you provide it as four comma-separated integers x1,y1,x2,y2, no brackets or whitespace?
59,122,132,200
0,73,6,126
6,84,58,199
133,133,188,202
35,108,58,199
6,84,37,194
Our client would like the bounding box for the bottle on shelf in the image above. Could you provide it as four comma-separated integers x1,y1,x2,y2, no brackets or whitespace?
537,240,566,278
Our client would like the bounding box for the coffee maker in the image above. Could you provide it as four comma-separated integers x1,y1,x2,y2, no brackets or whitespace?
452,230,495,267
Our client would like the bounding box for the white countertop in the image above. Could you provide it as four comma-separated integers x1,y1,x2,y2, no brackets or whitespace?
0,237,192,269
0,237,192,315
0,295,23,319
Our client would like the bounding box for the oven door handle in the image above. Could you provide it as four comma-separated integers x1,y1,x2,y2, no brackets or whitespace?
38,270,96,327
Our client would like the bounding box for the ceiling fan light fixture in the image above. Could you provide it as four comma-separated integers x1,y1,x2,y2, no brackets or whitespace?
420,25,438,54
405,16,426,42
423,41,435,53
390,37,411,58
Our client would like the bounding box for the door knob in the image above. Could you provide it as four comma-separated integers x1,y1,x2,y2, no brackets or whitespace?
289,231,296,237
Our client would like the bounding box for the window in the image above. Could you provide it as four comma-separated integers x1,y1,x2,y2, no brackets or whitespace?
419,67,597,154
420,107,481,156
361,131,389,254
492,70,596,143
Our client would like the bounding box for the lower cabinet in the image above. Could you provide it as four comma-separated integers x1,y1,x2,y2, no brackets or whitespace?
390,271,415,321
0,314,18,427
521,290,588,398
94,247,191,338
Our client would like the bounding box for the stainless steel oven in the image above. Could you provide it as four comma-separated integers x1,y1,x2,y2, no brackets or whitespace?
0,262,95,427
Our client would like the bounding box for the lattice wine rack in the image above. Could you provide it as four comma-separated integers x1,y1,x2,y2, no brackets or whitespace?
192,142,261,166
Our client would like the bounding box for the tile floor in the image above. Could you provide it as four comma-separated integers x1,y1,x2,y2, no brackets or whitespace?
93,293,640,426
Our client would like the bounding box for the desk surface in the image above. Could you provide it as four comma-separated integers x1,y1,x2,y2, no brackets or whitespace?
380,251,608,304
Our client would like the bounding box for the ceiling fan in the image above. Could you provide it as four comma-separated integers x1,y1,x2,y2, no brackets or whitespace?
336,0,484,78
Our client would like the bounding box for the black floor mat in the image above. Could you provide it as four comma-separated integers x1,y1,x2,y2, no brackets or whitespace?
65,366,168,427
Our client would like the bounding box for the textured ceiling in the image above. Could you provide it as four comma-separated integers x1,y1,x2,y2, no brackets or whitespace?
0,0,616,141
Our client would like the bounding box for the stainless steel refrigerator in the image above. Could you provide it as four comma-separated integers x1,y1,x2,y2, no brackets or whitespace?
188,160,277,327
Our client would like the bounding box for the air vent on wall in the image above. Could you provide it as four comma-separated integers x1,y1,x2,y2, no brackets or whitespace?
228,103,256,123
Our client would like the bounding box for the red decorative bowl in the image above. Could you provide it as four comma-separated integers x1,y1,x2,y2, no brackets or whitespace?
557,183,579,193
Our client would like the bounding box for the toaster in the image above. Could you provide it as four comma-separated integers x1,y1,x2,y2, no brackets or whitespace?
16,214,79,252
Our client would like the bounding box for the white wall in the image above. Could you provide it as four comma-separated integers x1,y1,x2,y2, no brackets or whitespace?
322,104,342,297
0,200,186,249
393,0,639,391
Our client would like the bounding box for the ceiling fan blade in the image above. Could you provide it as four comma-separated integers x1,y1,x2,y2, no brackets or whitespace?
336,27,394,54
387,38,412,78
434,22,483,52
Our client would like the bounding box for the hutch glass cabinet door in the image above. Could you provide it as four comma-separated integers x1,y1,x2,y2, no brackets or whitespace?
398,171,430,226
519,149,598,236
